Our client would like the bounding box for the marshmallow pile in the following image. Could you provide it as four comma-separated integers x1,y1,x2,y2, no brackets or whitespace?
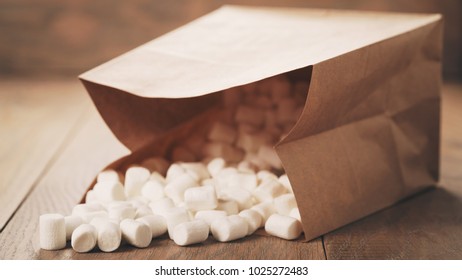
40,76,307,252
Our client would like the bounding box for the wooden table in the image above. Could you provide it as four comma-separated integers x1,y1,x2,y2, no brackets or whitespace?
0,79,461,260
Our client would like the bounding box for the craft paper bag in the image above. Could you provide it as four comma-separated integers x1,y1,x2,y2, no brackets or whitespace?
80,6,442,241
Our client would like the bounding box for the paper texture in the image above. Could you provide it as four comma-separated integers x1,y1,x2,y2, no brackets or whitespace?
80,6,442,241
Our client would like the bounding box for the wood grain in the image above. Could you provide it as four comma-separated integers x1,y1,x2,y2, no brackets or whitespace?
323,83,462,259
0,79,88,230
0,99,129,259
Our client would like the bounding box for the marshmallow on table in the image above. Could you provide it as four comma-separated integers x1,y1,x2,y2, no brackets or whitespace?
136,215,167,238
120,219,152,248
207,122,237,144
220,188,253,211
265,214,302,240
216,199,239,215
165,163,186,183
164,173,198,205
149,197,175,215
108,205,136,222
162,207,191,239
124,166,150,198
79,211,109,224
211,215,248,242
97,169,120,183
135,205,154,219
92,181,126,202
149,171,167,185
239,209,262,235
71,224,98,253
40,214,66,250
254,179,287,203
141,179,165,202
72,203,104,216
194,210,227,227
289,207,301,222
251,201,276,226
274,194,297,216
226,171,258,193
64,215,83,241
172,220,209,246
180,162,210,181
90,219,121,253
184,185,218,211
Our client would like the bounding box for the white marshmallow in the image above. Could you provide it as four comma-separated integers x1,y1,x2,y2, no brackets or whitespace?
39,213,66,250
244,153,271,171
236,160,258,173
257,145,282,170
97,169,120,183
120,219,152,248
254,179,287,203
79,211,109,224
71,224,98,253
278,174,293,193
236,131,272,153
64,215,83,241
72,203,104,216
149,197,175,215
173,220,209,246
180,162,210,181
162,207,191,239
194,210,227,227
85,190,98,203
149,171,167,185
141,179,165,202
202,142,244,163
235,105,265,127
211,215,248,242
164,173,198,205
136,214,167,238
265,214,302,240
92,220,121,253
93,181,126,202
206,157,226,177
207,122,237,144
289,207,301,222
135,205,154,219
227,172,258,192
216,199,239,215
141,157,170,176
251,202,276,226
108,206,136,222
166,163,186,183
239,209,262,235
220,188,253,211
184,185,218,211
256,170,278,183
274,194,297,216
124,166,150,198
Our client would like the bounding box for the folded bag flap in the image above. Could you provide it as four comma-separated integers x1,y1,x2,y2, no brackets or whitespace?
276,16,442,240
79,6,441,151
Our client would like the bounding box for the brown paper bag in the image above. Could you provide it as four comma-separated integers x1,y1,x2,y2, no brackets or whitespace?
79,6,443,241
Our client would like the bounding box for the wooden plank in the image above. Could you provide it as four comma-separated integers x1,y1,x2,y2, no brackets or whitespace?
0,103,129,259
0,79,88,230
0,81,325,259
323,83,462,259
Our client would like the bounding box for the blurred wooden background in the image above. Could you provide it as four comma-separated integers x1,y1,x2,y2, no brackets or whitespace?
1,0,461,80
